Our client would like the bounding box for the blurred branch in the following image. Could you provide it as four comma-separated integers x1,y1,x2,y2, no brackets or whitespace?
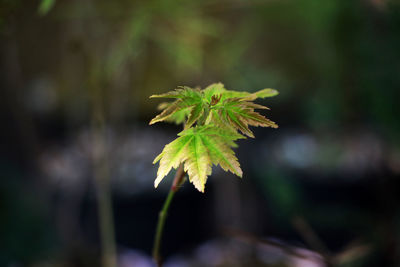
293,217,372,266
89,65,117,267
333,240,372,265
292,216,334,266
224,228,310,259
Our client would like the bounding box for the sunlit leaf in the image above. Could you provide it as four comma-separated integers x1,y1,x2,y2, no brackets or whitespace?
214,97,278,137
156,102,191,125
149,99,187,125
253,88,279,98
185,102,205,128
183,134,212,192
150,86,199,99
151,83,279,129
153,125,244,192
203,83,278,102
151,83,278,192
153,134,193,188
203,83,226,102
221,88,278,101
149,88,203,125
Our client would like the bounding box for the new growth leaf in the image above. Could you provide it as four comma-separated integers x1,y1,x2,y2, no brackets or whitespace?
150,83,278,192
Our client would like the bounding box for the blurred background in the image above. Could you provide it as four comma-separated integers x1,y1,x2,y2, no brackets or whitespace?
1,0,400,266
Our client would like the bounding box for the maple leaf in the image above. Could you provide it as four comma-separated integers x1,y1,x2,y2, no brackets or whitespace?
203,83,279,102
212,97,278,138
153,125,244,192
151,83,278,128
156,102,191,125
149,86,198,99
149,87,204,125
150,83,278,192
203,83,226,102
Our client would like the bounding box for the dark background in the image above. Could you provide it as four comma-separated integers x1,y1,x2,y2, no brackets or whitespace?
1,0,400,266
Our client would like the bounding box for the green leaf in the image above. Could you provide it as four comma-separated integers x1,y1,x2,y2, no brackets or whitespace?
203,83,278,102
149,99,187,125
156,102,191,125
150,86,200,99
153,125,244,192
150,83,279,128
185,102,205,128
213,98,278,137
166,108,191,125
150,83,279,192
253,88,279,98
199,128,243,176
203,83,226,102
221,88,278,101
38,0,56,16
153,134,193,188
184,135,212,192
149,87,204,125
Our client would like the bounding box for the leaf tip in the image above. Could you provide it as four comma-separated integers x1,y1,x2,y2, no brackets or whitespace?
154,176,163,188
153,153,163,164
191,178,206,193
246,132,255,138
270,122,279,128
256,88,279,98
269,89,279,96
149,117,161,125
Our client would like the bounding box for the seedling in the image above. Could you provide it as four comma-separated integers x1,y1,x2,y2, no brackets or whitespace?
149,82,278,266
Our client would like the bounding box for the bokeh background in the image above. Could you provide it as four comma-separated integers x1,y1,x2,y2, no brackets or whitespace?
1,0,400,266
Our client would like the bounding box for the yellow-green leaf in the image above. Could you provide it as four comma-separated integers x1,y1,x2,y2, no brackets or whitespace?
253,88,279,98
153,125,244,192
150,86,195,99
203,82,226,102
185,102,205,129
157,102,191,125
149,87,204,125
184,135,212,192
153,135,193,188
149,99,187,125
214,98,278,137
149,83,278,128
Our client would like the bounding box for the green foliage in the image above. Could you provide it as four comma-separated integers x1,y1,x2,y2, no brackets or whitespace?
150,83,278,192
211,96,278,138
153,125,244,192
38,0,56,16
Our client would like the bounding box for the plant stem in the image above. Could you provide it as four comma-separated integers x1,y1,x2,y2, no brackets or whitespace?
153,165,185,266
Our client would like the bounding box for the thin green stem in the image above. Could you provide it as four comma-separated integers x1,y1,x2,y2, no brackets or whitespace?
152,165,185,266
152,190,175,266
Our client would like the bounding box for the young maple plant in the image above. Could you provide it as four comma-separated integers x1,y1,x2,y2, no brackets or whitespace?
150,82,278,266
